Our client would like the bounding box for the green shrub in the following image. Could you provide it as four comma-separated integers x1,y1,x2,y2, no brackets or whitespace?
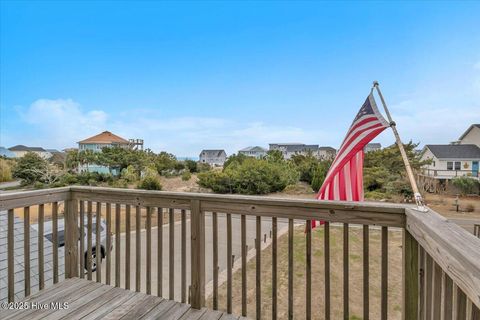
196,162,211,172
452,176,480,195
110,178,129,188
137,176,162,190
121,165,138,182
197,171,233,193
12,152,47,184
184,160,198,173
181,171,192,181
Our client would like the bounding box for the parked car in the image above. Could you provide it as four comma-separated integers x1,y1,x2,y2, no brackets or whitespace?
32,216,111,272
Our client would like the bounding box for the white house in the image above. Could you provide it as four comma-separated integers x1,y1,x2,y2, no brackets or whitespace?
8,145,52,159
238,146,267,159
420,144,480,180
199,150,227,166
318,146,336,159
455,124,480,148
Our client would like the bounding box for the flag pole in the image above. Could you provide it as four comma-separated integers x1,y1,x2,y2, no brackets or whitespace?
372,81,428,212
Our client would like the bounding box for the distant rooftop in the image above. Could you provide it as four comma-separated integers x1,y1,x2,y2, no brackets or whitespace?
200,149,226,157
239,146,267,152
425,144,480,159
8,145,46,152
78,131,129,145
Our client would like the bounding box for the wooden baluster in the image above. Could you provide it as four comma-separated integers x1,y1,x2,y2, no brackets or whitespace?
65,199,78,278
288,218,294,320
455,287,467,319
52,202,59,283
381,226,388,320
425,254,433,320
115,203,121,287
306,220,312,320
190,199,205,309
272,217,278,320
441,272,453,320
432,262,442,319
78,201,84,280
403,230,418,320
419,247,425,320
344,223,349,320
8,209,14,302
181,209,186,303
325,221,331,320
24,206,30,297
96,202,101,283
363,225,369,320
146,206,152,294
227,213,233,313
136,205,141,292
38,204,44,290
125,205,131,290
212,212,218,310
105,203,111,285
241,214,247,317
87,201,93,280
256,216,261,320
157,207,162,297
169,208,174,300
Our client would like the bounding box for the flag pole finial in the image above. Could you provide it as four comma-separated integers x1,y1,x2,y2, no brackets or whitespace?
373,82,428,212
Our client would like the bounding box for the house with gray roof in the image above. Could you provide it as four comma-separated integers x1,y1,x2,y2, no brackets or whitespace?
238,146,267,159
8,145,52,159
0,211,65,302
269,143,335,160
199,149,227,166
420,144,480,180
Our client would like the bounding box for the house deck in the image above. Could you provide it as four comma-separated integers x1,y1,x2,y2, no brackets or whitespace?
0,278,242,320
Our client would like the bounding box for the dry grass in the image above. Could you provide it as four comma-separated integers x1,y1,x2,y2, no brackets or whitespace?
207,225,403,320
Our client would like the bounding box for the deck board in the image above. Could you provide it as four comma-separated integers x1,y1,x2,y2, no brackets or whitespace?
0,278,242,320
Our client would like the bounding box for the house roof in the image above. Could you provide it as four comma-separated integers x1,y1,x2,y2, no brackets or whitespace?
424,144,480,159
8,145,46,152
239,146,267,152
319,146,336,151
366,143,382,148
78,131,129,144
200,150,226,157
0,212,65,302
458,124,480,141
285,144,319,152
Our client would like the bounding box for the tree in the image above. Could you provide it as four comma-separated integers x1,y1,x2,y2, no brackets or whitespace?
12,152,48,184
65,150,80,170
452,176,480,195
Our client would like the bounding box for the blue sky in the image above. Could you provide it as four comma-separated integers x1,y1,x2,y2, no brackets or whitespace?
1,1,479,157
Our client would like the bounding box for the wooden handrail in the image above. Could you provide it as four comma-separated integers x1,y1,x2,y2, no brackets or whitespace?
406,207,480,309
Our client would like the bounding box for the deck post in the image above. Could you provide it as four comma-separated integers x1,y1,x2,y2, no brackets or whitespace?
65,197,79,278
190,199,205,309
403,230,419,320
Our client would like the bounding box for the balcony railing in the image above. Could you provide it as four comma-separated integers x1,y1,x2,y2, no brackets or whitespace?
1,186,479,319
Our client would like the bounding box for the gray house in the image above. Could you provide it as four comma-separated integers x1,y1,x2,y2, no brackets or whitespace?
199,150,227,166
269,143,336,160
0,211,65,302
238,146,268,159
364,143,382,153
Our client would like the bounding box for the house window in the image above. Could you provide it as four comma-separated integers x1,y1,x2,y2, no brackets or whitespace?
447,162,453,170
454,161,461,170
432,161,435,167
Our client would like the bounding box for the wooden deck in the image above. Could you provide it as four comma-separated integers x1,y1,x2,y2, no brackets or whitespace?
0,278,243,320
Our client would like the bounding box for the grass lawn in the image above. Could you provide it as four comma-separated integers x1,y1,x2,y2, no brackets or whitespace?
206,224,403,320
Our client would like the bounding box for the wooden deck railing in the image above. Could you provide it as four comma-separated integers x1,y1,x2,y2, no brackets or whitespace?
1,186,479,319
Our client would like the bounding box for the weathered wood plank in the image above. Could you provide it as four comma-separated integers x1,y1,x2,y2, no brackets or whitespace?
227,213,233,314
52,202,59,283
432,261,442,319
288,218,294,320
363,225,369,320
272,217,277,320
136,205,141,292
169,207,175,300
256,216,262,320
181,209,187,303
425,254,433,320
406,207,480,309
325,221,330,320
146,206,152,295
381,226,388,320
38,204,45,290
115,203,122,287
106,202,111,285
7,209,14,302
157,207,162,297
441,271,453,320
126,204,131,290
87,201,93,280
190,199,205,309
419,246,425,320
95,202,102,283
78,201,84,280
0,187,70,211
403,230,418,320
306,220,312,320
65,199,78,278
213,212,218,310
24,207,30,297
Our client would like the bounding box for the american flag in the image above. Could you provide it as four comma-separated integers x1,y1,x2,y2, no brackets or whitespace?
312,93,389,228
